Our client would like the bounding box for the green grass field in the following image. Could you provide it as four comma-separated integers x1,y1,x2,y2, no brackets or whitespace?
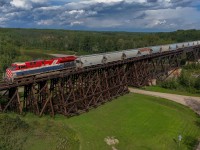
142,86,200,97
1,93,200,150
0,114,80,150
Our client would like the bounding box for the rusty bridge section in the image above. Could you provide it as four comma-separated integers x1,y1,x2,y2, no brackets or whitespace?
0,46,200,117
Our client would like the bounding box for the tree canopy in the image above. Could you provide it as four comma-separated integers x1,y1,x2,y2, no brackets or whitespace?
0,28,199,75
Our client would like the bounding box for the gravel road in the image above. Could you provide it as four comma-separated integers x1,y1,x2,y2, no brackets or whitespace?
129,88,200,115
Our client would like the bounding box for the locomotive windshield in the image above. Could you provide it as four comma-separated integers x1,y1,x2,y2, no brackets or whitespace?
19,65,27,69
9,66,17,71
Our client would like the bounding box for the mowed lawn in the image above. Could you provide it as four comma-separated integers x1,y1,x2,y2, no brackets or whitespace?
2,93,200,150
58,93,200,150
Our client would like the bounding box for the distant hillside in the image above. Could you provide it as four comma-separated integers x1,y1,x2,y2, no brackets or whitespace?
0,28,200,74
0,28,199,54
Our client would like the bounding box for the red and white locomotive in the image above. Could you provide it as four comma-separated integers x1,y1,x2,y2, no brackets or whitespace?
6,56,77,82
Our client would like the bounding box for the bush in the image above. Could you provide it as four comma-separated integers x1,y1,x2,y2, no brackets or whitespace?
0,116,30,150
160,78,179,90
183,63,200,70
0,97,8,105
178,70,195,88
158,69,200,94
194,77,200,90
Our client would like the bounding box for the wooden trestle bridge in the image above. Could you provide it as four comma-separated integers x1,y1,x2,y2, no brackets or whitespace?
0,46,200,117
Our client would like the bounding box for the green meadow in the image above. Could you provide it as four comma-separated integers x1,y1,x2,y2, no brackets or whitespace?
1,93,200,150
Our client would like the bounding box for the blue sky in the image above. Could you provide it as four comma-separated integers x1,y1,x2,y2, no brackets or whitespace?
0,0,200,32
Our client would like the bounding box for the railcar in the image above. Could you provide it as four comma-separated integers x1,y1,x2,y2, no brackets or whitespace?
183,42,189,47
161,45,171,52
76,51,125,68
76,54,105,68
194,41,198,46
122,49,138,59
104,51,124,63
151,46,161,53
138,48,152,56
176,43,184,48
188,42,194,46
5,56,77,81
169,44,177,50
151,45,171,53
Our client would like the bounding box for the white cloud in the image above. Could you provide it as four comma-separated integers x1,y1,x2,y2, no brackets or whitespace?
36,6,61,11
10,0,47,9
155,20,166,25
84,18,123,28
37,19,54,25
144,7,200,29
68,10,85,15
88,0,146,3
70,21,83,26
31,0,47,3
1,0,200,31
0,17,8,22
10,0,32,9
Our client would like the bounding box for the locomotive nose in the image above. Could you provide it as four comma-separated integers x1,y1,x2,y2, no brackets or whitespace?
6,68,13,79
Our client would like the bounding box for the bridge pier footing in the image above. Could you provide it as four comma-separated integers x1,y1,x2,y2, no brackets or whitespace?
148,79,157,86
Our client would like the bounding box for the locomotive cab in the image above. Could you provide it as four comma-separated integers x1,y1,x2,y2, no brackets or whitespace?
11,63,27,70
5,63,27,81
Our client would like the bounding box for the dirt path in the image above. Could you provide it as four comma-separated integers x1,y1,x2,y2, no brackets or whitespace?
129,88,200,115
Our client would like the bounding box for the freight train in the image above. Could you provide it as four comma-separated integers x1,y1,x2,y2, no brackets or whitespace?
5,41,200,82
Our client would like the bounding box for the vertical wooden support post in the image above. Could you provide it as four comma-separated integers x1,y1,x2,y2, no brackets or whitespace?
3,87,20,113
24,84,39,115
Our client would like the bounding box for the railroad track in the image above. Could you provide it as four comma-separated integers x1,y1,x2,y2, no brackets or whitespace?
0,49,183,89
0,46,196,91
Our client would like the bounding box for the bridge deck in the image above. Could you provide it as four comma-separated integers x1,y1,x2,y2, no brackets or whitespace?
0,48,189,91
0,46,199,117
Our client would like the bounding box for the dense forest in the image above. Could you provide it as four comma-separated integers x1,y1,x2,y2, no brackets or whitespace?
1,28,200,53
0,28,200,75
